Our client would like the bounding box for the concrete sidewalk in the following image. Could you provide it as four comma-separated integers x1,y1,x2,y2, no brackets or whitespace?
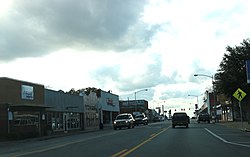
0,126,112,146
217,121,250,132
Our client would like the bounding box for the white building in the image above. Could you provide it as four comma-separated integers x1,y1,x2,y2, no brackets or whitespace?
98,90,119,128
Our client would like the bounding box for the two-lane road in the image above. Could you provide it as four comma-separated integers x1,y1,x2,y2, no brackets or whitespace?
130,122,250,157
1,121,250,157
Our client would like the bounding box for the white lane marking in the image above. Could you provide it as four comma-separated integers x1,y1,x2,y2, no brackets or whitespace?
205,128,250,148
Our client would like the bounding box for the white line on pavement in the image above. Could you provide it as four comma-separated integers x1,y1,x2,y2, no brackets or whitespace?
205,128,250,148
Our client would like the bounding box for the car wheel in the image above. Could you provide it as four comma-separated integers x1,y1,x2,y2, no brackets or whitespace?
132,124,134,128
186,124,189,128
172,125,175,128
114,127,117,130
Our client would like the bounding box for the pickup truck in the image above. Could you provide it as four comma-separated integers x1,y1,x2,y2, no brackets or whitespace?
172,112,189,128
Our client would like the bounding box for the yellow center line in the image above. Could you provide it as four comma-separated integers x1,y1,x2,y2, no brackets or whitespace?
150,133,156,137
117,126,170,157
111,149,128,157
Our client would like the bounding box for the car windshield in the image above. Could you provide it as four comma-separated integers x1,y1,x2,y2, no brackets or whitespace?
135,115,144,118
174,113,187,117
200,114,209,116
116,115,129,120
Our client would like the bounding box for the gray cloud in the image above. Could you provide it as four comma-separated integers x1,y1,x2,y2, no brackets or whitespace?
92,54,176,96
118,54,170,92
189,60,213,83
0,0,161,61
91,65,121,86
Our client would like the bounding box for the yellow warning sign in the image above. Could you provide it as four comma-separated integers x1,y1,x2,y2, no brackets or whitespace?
233,88,247,102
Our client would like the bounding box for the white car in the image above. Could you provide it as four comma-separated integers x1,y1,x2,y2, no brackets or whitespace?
113,113,135,130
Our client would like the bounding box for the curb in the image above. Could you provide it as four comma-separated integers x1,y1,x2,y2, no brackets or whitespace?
241,128,250,132
216,122,250,133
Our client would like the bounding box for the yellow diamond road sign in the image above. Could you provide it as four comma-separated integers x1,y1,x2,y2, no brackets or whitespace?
233,88,247,101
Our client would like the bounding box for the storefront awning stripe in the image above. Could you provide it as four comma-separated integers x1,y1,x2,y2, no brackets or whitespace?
9,104,52,108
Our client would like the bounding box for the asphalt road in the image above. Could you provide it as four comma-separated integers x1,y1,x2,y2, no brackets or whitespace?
1,121,250,157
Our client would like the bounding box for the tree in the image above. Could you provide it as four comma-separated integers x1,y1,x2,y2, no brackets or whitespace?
215,39,250,97
67,87,101,97
215,39,250,121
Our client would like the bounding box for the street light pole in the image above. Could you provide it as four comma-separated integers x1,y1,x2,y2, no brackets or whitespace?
134,89,148,112
188,94,202,117
134,89,148,100
194,74,217,122
188,94,199,107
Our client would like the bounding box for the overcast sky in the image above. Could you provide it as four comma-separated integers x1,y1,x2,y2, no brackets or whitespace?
1,0,250,116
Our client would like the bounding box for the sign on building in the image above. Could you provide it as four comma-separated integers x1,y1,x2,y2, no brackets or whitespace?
21,85,34,100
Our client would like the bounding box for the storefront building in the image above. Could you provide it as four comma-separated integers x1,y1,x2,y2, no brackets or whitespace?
0,77,48,139
44,89,84,134
0,77,118,139
98,90,119,128
83,91,99,130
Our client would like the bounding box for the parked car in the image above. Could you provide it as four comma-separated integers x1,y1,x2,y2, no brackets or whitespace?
191,116,196,119
153,116,160,122
113,113,135,130
153,116,165,122
134,114,148,125
172,112,189,128
197,113,210,123
168,116,172,121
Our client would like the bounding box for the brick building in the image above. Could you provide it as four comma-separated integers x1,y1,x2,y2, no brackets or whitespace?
0,77,48,138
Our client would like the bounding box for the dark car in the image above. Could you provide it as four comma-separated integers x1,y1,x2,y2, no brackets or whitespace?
197,113,210,123
172,112,189,128
134,114,148,125
113,113,135,130
153,116,165,122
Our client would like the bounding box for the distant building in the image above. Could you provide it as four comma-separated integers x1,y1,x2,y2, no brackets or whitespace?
119,100,148,116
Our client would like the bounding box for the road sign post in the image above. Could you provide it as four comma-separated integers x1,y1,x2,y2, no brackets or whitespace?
239,101,243,129
233,88,247,129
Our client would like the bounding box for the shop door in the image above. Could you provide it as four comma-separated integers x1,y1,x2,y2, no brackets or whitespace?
63,113,69,132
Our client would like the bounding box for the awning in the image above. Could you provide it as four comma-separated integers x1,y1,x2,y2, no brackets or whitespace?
9,104,52,108
199,107,208,114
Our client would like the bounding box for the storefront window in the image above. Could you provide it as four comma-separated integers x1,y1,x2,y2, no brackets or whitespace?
14,111,39,126
67,112,80,130
47,112,64,131
86,112,98,127
47,112,81,131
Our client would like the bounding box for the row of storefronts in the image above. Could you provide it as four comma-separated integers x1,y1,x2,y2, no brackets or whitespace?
0,77,120,139
198,90,250,122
